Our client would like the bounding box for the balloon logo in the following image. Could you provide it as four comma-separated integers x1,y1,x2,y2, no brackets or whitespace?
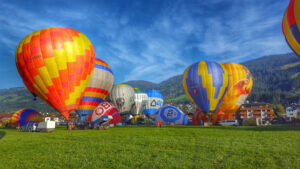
144,89,164,117
282,0,300,57
88,102,122,125
183,61,229,115
15,27,95,120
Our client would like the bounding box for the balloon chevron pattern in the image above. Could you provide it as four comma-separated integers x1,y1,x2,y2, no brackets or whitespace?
15,27,95,120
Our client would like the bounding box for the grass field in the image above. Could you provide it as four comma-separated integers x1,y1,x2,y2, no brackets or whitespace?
0,125,299,169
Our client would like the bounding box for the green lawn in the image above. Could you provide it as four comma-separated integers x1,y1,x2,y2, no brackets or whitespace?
0,125,299,169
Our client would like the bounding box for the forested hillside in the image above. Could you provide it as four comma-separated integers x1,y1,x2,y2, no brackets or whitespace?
0,53,299,113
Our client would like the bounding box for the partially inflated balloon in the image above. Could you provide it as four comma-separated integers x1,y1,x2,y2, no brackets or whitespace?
132,88,148,115
218,63,253,120
183,61,229,114
76,59,113,120
152,105,190,125
88,102,122,125
282,0,300,57
108,84,135,114
10,109,42,128
144,89,163,117
15,27,95,120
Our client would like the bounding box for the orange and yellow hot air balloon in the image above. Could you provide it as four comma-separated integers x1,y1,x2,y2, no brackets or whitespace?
218,63,253,120
15,27,95,120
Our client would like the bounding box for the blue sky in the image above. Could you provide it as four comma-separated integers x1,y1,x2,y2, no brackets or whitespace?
0,0,292,89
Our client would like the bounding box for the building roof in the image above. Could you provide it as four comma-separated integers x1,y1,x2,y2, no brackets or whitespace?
0,113,13,118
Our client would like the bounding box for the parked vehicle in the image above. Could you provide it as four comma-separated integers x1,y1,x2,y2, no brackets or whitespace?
20,121,38,132
219,120,239,126
37,121,56,132
270,117,286,124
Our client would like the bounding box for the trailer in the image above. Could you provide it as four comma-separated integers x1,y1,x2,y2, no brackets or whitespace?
37,121,55,132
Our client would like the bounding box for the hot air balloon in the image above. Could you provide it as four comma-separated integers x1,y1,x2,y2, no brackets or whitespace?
10,109,42,128
282,0,300,57
182,61,229,120
88,102,122,125
131,88,148,115
152,105,190,125
15,27,95,120
108,84,135,114
218,63,253,120
144,89,163,117
76,59,113,121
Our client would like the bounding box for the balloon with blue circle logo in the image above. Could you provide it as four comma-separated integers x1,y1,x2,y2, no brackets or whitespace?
151,105,191,125
143,89,163,117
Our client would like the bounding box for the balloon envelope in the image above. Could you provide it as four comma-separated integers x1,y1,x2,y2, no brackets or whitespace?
144,89,163,117
132,88,148,115
152,105,190,125
15,27,95,120
108,84,135,114
282,0,300,57
183,61,229,114
88,102,122,125
76,59,113,120
10,109,42,128
218,63,253,120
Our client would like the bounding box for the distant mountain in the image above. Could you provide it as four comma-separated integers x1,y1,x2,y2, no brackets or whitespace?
125,80,157,90
0,87,56,113
0,53,299,113
126,53,300,105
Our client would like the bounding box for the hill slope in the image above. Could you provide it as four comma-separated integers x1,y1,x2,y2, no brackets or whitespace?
0,53,299,113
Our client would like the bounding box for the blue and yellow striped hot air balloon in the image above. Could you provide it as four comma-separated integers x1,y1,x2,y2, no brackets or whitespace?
76,59,114,121
183,61,229,115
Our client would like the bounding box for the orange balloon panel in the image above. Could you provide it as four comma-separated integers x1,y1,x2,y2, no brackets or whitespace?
15,27,95,120
218,63,253,120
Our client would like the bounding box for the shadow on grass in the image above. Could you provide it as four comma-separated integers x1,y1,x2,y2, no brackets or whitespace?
0,131,6,139
165,124,300,132
122,124,300,132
